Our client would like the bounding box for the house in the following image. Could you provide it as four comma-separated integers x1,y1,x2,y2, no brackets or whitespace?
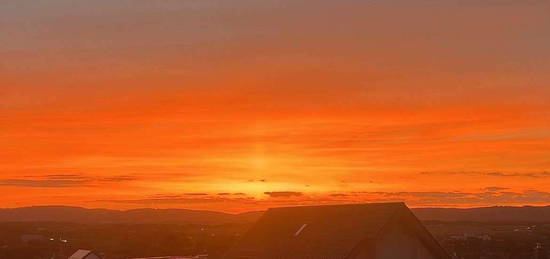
224,203,451,259
68,249,101,259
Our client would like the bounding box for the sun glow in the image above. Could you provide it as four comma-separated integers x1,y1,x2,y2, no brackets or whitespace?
2,0,550,211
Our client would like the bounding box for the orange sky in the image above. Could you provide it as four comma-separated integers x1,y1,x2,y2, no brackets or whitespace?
1,0,550,212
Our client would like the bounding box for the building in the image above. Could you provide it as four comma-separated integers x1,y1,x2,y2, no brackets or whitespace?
534,243,549,259
68,249,101,259
224,203,451,259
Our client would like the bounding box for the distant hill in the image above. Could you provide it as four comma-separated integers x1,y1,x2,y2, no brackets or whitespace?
0,206,262,224
412,205,550,222
1,205,550,224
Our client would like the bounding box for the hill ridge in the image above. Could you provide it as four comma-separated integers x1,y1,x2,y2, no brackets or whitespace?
2,204,550,223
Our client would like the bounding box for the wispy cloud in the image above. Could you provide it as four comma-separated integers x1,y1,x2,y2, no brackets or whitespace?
421,171,550,178
91,189,550,212
0,179,88,188
101,175,137,182
98,194,256,205
0,173,137,188
264,191,303,198
484,186,509,192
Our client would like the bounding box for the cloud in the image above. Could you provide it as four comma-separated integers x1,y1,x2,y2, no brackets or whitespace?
345,190,550,207
100,175,137,182
483,172,550,178
0,179,88,188
43,174,88,180
421,171,550,178
92,189,550,212
264,191,303,198
217,193,248,196
0,173,138,188
329,193,349,197
98,194,255,205
484,186,509,192
0,174,92,187
260,190,550,208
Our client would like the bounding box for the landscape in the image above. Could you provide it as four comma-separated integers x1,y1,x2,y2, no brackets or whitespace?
2,0,549,258
1,205,550,258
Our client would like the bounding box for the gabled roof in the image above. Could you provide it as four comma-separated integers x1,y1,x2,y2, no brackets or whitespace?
69,249,94,259
224,203,450,259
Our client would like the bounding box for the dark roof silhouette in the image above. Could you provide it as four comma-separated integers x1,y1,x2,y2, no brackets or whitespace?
224,203,450,259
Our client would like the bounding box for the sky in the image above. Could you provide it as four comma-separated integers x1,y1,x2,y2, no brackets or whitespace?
1,0,550,212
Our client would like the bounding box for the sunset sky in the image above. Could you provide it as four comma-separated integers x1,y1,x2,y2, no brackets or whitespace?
2,0,550,212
